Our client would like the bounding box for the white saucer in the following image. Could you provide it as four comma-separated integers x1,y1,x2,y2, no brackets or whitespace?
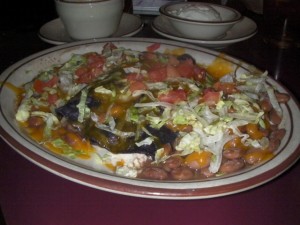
39,13,144,45
151,15,257,48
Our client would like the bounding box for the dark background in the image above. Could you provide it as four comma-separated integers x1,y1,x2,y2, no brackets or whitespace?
1,1,56,223
1,0,57,31
0,0,245,31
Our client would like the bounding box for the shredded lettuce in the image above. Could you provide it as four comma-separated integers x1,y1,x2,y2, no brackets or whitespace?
265,83,282,116
51,138,87,158
94,86,113,95
94,123,135,138
60,54,87,73
76,90,90,123
135,137,154,147
176,132,202,155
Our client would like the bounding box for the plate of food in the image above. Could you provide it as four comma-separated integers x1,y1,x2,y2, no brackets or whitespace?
0,38,299,199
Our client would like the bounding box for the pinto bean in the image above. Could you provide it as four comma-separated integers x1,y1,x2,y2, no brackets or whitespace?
219,159,245,174
268,139,281,152
261,128,270,137
238,125,247,133
185,151,212,170
270,128,286,140
200,167,215,178
269,124,279,131
171,167,194,180
223,147,243,160
260,98,272,112
246,123,265,140
244,148,272,165
140,167,168,180
244,150,261,165
163,156,183,172
275,92,290,103
269,109,282,125
266,128,284,150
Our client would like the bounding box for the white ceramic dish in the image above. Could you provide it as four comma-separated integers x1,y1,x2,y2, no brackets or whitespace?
159,2,242,39
151,15,257,48
0,38,299,199
38,13,144,45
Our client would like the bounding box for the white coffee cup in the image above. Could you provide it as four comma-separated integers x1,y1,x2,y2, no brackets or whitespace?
55,0,124,40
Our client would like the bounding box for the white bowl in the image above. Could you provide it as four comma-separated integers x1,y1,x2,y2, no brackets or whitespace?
159,2,242,40
55,0,124,40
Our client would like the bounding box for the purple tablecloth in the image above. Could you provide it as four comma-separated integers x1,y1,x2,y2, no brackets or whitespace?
1,139,299,225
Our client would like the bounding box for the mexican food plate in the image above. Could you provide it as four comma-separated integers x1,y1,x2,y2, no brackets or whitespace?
0,38,299,199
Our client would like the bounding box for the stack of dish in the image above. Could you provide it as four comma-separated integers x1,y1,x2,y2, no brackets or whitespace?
38,1,257,48
38,13,144,45
151,1,257,48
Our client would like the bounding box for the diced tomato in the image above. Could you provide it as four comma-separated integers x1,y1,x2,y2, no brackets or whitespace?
87,53,105,68
129,81,147,92
176,60,195,78
47,93,58,105
148,67,167,82
127,73,147,92
74,53,105,84
167,55,180,66
203,87,215,95
33,79,45,93
75,67,88,77
47,76,59,87
75,66,103,84
193,66,207,82
166,64,180,78
75,67,90,83
202,90,220,106
33,76,59,94
126,73,144,82
147,43,161,52
213,81,238,94
151,62,167,70
142,52,158,61
89,67,103,79
158,89,187,104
